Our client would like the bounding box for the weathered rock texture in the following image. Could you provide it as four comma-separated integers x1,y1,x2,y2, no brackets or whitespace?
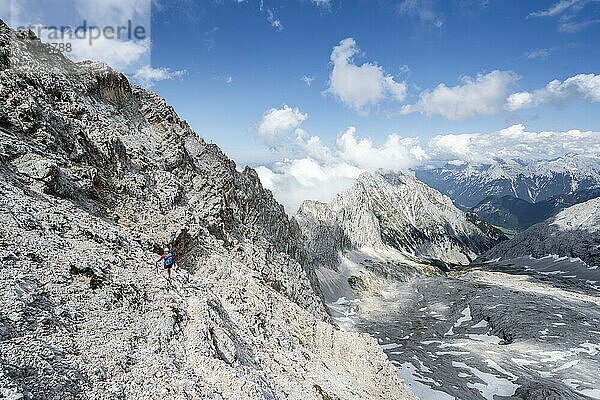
0,21,412,400
296,171,503,269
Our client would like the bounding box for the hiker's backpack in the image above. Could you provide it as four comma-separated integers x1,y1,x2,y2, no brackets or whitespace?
164,253,174,267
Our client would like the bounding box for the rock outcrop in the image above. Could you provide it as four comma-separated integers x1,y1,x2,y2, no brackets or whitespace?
0,20,412,400
296,171,503,269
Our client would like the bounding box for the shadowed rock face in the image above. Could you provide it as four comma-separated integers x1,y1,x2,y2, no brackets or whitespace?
480,197,600,267
469,189,600,232
0,20,412,400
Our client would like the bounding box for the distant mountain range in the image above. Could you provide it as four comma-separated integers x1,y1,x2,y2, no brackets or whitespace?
415,155,600,231
415,155,600,209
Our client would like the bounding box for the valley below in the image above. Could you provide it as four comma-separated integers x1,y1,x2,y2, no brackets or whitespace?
326,257,600,400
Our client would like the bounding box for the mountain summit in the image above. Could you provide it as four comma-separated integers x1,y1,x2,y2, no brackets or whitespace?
296,171,503,268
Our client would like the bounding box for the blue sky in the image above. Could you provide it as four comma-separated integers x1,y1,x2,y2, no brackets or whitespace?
141,0,600,165
4,0,600,212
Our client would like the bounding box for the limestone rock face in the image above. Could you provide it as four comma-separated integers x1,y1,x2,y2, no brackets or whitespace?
0,21,412,400
296,171,503,269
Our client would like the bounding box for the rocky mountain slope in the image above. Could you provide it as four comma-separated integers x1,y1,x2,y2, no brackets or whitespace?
415,155,600,209
296,173,600,400
0,21,412,400
480,197,600,267
296,171,504,269
470,188,600,231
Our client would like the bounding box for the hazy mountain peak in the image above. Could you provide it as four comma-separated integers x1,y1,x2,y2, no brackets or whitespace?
416,155,600,208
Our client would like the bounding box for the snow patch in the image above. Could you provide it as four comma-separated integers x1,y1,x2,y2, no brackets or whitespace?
452,361,519,400
454,306,472,327
396,362,455,400
471,320,489,329
381,342,402,350
468,334,502,344
551,360,579,372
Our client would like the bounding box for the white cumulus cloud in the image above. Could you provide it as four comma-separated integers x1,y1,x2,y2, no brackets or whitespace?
401,70,519,120
9,0,152,73
133,65,187,88
68,36,150,72
257,105,308,143
256,125,427,213
506,73,600,111
326,38,407,112
428,124,600,164
334,127,427,170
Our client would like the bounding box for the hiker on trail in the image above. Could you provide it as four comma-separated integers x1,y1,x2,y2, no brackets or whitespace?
157,247,175,279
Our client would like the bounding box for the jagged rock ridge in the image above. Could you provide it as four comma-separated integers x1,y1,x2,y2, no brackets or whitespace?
296,171,503,268
0,21,412,400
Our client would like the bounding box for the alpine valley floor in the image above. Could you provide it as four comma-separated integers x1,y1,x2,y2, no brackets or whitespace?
327,256,600,400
